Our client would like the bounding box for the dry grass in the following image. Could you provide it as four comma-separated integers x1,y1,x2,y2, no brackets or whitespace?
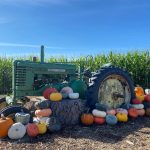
0,117,150,150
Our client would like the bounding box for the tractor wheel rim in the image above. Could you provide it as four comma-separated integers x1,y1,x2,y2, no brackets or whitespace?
98,74,131,109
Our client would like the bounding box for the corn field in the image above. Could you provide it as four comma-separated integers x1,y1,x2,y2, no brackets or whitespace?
0,51,150,94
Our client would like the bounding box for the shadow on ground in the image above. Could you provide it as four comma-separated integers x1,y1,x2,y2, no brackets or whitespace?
1,116,149,145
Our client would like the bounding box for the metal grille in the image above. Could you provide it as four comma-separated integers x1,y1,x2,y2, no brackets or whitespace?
15,66,26,86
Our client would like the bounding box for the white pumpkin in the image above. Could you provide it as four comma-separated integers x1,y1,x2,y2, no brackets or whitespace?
131,104,144,109
92,109,106,118
60,87,73,94
37,117,49,124
145,89,150,95
33,117,40,123
15,112,30,125
68,93,79,99
8,123,26,140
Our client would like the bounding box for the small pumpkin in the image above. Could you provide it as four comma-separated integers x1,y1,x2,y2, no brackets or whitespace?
8,123,26,140
68,93,79,99
37,123,47,134
128,108,138,118
94,117,105,125
106,109,116,115
34,100,51,109
116,113,128,122
81,113,94,126
46,117,61,132
35,108,52,117
37,117,49,124
43,88,58,99
15,112,30,125
131,104,144,109
27,123,39,137
50,93,62,102
132,99,142,104
106,115,118,125
0,114,14,138
92,109,106,118
145,108,150,116
33,117,49,124
134,86,144,97
116,108,128,115
144,94,150,102
33,117,40,124
137,109,145,116
60,87,73,94
145,89,150,95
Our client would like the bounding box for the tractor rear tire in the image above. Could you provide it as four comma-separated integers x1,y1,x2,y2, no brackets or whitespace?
86,66,135,110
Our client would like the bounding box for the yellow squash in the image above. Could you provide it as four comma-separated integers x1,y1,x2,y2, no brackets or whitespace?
116,112,128,122
37,123,47,134
50,93,62,102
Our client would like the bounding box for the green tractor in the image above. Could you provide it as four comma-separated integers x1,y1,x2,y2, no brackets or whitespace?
10,45,135,110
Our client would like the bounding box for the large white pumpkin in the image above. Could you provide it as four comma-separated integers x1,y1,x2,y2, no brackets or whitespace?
8,123,26,140
92,109,106,117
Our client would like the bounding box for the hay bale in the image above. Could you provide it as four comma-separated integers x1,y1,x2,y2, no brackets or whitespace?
49,99,86,126
24,96,86,126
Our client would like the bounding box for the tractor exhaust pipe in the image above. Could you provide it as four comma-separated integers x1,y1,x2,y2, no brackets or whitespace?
41,45,44,63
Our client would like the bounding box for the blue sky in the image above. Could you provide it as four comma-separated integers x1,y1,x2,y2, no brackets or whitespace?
0,0,150,57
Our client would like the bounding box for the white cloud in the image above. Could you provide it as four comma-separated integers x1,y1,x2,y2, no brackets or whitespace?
0,0,70,6
0,42,68,49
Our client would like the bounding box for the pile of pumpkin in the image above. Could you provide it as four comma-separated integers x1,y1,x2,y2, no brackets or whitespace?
43,86,79,101
0,105,62,140
0,86,80,140
80,86,150,126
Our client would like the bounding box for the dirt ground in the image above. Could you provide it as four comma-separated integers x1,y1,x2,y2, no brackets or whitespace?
0,116,150,150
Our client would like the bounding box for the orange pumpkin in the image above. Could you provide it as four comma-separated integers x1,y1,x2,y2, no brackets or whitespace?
94,117,105,124
137,109,145,116
134,86,144,97
145,108,150,116
27,123,39,137
106,109,116,115
0,114,14,138
81,113,94,126
128,108,138,118
35,108,52,117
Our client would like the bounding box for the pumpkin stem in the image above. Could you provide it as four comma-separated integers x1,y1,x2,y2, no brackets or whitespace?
1,114,6,120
